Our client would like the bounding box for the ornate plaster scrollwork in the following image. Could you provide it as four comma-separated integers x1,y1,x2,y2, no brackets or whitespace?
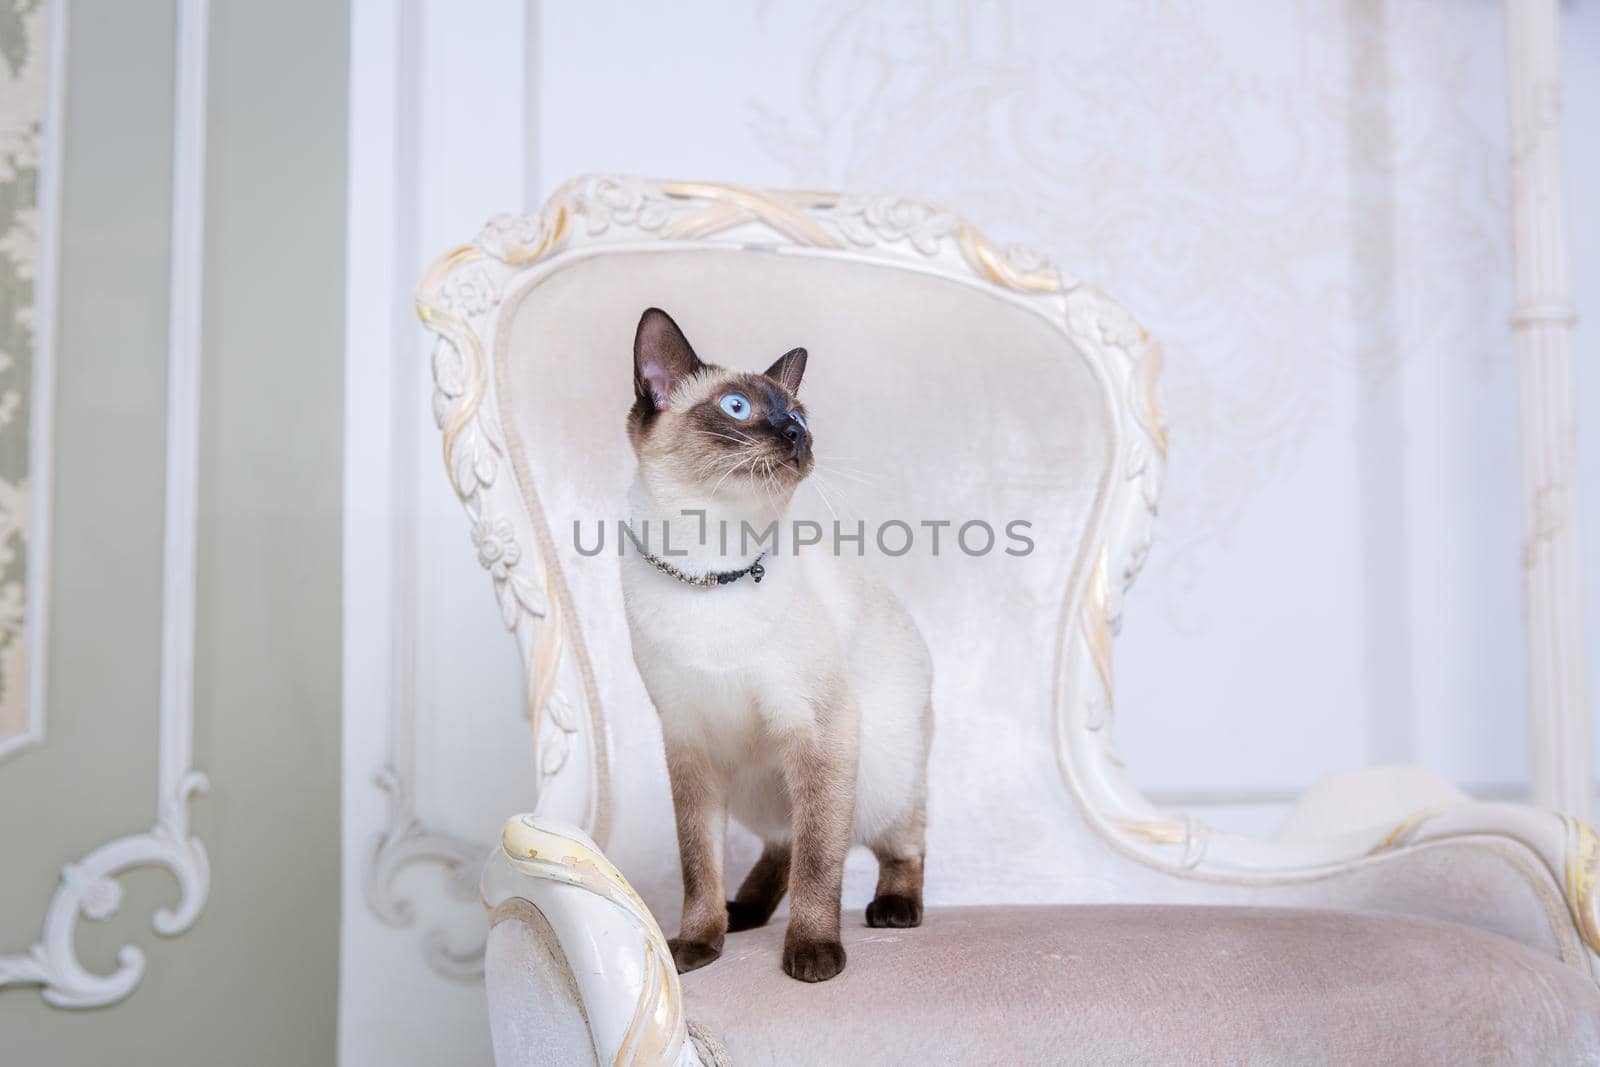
366,768,489,979
0,772,210,1006
1,0,213,1007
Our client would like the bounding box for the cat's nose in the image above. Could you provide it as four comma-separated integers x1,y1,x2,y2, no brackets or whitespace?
780,414,810,455
767,408,810,458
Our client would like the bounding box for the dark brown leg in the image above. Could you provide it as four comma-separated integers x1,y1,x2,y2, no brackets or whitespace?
866,798,927,928
779,722,856,983
663,739,728,973
727,842,791,932
865,852,924,928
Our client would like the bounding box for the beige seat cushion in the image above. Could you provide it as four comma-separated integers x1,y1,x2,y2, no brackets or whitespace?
682,905,1600,1066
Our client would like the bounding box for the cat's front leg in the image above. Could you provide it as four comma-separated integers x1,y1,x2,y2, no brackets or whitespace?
777,699,858,983
663,737,728,973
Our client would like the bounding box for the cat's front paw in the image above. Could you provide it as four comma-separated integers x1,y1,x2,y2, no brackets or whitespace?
668,936,724,973
782,936,846,982
865,894,922,928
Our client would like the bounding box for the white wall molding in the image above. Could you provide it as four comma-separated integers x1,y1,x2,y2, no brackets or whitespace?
0,0,67,766
1505,0,1591,820
344,0,496,984
0,0,212,1008
343,4,550,1056
521,0,541,212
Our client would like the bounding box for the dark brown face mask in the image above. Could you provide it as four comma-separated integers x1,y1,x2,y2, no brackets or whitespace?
626,306,813,489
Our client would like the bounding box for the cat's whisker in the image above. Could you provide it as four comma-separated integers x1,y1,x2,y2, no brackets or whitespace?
710,454,757,498
697,448,757,479
809,479,840,523
699,442,759,467
811,451,874,468
713,457,755,495
757,458,783,519
699,429,756,447
812,462,876,486
808,470,862,524
810,456,877,480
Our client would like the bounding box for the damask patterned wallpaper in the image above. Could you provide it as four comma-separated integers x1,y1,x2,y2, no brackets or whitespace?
540,0,1538,801
737,0,1520,794
0,0,46,752
743,0,1509,629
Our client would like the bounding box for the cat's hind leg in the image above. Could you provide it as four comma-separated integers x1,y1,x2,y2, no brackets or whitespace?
865,812,925,929
726,841,790,932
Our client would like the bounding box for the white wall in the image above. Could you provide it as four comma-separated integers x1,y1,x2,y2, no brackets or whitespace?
4,0,348,1059
342,4,530,1065
1572,2,1600,811
340,2,1600,1063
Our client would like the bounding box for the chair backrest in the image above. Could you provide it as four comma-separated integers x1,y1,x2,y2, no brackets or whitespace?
417,175,1175,915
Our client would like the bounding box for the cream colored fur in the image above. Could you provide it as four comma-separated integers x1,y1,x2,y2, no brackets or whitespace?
619,319,933,982
621,479,933,851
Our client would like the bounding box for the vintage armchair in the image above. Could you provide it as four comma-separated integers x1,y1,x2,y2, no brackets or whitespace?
417,175,1600,1065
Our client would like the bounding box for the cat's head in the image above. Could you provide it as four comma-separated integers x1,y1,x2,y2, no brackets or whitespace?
626,308,813,502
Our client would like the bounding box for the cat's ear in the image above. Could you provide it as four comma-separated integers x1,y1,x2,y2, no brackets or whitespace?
764,347,807,394
633,308,703,411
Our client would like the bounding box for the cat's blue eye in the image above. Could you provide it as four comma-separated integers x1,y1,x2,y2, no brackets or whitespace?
719,393,752,420
790,410,807,431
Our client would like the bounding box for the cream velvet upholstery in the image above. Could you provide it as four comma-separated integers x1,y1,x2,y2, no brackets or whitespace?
418,177,1600,1067
684,906,1600,1066
496,248,1107,914
484,904,1600,1066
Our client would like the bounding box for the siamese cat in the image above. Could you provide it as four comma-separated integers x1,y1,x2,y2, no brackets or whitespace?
620,308,933,983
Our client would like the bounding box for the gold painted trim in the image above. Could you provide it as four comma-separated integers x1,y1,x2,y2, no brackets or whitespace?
1115,817,1186,846
415,243,487,482
501,203,571,266
643,179,1068,295
492,291,613,842
1563,816,1600,954
416,211,611,845
657,181,845,248
1133,340,1169,459
501,817,684,1067
953,222,1063,293
1367,808,1440,855
1080,548,1114,719
488,896,543,930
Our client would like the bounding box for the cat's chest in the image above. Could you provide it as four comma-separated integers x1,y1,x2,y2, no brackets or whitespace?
621,564,791,674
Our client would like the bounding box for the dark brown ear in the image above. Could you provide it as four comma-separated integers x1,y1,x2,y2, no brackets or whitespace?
634,308,703,411
764,347,807,394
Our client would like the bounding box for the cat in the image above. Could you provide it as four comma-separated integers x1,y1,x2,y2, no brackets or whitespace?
619,307,934,983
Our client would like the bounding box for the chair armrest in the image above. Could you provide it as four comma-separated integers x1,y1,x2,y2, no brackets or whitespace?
486,899,600,1066
1274,765,1470,842
480,815,707,1067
